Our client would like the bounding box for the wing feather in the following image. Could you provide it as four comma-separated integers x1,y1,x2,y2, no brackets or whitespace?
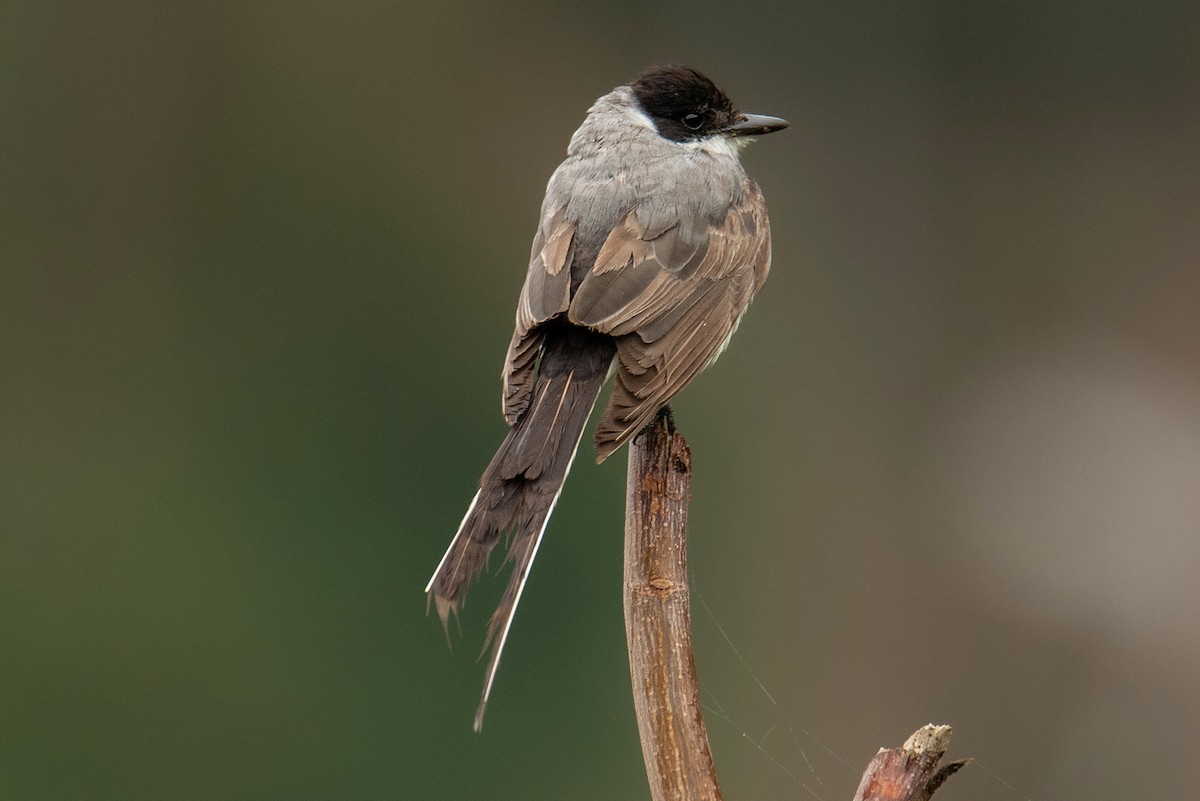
502,177,771,457
576,178,772,460
504,207,576,423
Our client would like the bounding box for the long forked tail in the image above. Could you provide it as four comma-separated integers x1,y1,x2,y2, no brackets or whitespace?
425,326,615,731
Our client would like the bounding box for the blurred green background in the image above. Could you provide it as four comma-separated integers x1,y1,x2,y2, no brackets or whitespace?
3,1,1199,799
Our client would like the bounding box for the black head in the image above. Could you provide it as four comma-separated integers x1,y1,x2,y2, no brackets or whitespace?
630,65,736,142
629,65,788,143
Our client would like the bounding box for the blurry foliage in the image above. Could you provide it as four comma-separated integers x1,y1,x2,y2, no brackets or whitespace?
2,2,1199,799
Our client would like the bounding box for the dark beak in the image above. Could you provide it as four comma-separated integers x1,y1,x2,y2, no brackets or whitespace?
723,112,789,137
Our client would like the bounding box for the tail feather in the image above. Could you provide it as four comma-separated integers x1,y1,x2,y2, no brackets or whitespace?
426,326,615,730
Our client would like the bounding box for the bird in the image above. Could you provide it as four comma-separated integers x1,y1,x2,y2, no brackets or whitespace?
425,65,787,730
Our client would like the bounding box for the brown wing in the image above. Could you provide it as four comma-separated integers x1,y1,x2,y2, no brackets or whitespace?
502,206,576,424
570,178,772,461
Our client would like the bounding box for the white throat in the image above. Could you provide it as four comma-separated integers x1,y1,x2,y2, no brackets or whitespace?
681,134,747,158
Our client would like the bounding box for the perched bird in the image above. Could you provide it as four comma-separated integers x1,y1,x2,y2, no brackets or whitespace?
426,65,787,730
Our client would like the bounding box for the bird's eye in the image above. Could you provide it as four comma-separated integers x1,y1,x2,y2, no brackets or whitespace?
682,113,703,131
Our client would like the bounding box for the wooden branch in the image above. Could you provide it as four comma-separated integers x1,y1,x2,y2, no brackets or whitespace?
622,411,965,801
624,410,721,801
853,725,967,801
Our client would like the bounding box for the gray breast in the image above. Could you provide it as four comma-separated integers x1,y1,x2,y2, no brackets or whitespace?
551,87,748,254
